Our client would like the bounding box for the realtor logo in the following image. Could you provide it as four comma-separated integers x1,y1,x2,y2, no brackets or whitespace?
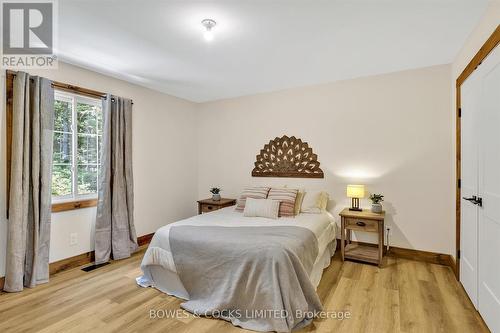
1,0,57,68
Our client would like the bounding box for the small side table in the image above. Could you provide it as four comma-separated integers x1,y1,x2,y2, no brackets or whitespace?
197,198,236,214
339,208,385,267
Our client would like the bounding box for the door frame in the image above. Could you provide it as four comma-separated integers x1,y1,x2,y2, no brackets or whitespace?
455,25,500,280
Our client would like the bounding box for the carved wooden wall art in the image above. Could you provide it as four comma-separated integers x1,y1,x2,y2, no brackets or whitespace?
252,135,324,178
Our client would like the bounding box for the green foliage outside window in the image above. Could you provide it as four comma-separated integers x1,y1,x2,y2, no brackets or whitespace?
52,94,102,198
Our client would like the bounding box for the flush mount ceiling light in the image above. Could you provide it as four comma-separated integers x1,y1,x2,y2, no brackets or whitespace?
201,19,216,42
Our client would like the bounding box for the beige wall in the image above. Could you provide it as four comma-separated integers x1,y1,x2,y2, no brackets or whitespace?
452,1,500,80
197,65,454,255
450,1,500,259
0,62,198,276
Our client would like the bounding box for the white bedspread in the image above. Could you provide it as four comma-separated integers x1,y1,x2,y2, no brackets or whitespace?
140,207,336,274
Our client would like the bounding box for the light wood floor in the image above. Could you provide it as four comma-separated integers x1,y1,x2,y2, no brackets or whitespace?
0,248,489,333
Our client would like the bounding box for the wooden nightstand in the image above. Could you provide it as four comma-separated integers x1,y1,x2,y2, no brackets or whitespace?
197,198,236,214
339,208,385,267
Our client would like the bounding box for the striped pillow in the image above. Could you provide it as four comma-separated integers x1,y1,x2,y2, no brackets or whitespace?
235,187,271,211
268,188,298,217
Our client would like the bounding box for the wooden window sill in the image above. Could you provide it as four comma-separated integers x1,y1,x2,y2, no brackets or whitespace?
52,199,98,213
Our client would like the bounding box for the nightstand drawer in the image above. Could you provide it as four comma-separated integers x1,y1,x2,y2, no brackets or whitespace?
197,198,237,215
201,204,218,213
345,217,379,232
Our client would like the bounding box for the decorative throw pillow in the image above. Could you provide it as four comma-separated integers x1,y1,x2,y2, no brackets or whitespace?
243,198,280,219
235,187,271,211
294,191,305,215
319,192,329,210
281,185,305,216
301,191,329,213
267,188,298,217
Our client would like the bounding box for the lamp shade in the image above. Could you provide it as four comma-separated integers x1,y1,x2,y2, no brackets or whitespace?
346,185,365,198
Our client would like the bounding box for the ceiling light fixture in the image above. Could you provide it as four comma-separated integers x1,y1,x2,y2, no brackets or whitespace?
201,19,216,42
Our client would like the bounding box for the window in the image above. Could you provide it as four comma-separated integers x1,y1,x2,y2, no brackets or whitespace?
52,91,103,202
5,72,107,214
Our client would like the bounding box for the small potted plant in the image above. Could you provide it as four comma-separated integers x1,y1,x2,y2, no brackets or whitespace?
369,194,384,213
210,187,221,201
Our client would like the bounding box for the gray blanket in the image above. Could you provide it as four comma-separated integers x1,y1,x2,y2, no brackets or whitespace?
169,225,323,332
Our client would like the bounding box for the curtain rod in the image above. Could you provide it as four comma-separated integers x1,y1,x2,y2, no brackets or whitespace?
7,70,133,104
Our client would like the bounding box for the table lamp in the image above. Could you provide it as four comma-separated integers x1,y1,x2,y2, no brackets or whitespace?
347,184,364,211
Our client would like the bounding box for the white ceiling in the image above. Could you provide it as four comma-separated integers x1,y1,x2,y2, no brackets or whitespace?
58,0,488,102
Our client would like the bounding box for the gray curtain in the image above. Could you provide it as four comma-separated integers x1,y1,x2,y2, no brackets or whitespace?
95,95,138,264
4,72,54,292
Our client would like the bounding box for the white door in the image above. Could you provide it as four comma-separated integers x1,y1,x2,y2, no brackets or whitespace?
478,43,500,333
460,67,480,308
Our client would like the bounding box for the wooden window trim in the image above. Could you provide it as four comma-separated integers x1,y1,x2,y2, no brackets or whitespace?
52,81,106,100
5,70,106,215
51,199,98,213
455,25,500,280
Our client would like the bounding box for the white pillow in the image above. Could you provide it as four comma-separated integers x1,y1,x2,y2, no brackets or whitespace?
301,191,329,213
243,198,280,219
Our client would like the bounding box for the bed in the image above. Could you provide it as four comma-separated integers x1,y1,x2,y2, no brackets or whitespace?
137,206,336,332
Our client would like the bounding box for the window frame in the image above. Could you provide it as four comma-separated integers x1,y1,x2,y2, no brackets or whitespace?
52,90,103,204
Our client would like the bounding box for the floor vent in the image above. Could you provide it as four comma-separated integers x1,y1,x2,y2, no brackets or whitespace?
81,262,110,272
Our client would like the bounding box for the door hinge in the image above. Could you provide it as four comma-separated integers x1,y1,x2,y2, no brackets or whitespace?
458,179,461,188
458,250,461,259
458,108,462,117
